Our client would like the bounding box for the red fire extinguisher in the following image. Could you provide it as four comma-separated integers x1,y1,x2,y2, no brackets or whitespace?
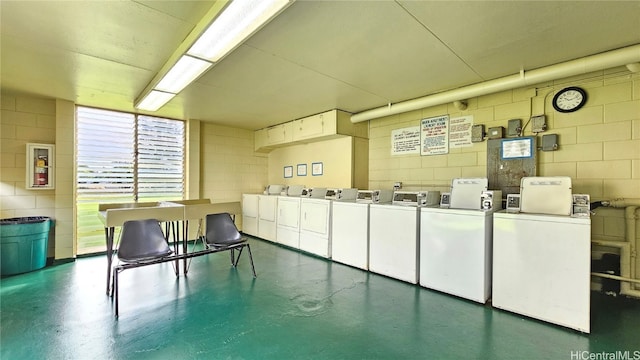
35,156,48,186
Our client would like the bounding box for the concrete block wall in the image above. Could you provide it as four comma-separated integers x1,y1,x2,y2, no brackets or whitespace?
368,66,640,241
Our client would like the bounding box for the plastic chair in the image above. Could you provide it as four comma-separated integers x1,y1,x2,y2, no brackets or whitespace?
111,219,174,317
204,213,256,278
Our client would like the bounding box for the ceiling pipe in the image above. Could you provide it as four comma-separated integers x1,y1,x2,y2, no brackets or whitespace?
351,43,640,123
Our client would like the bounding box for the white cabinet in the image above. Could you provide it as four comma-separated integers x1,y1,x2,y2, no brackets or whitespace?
26,143,55,190
258,195,278,242
242,194,259,236
276,196,301,249
292,109,356,142
253,109,368,152
299,198,332,258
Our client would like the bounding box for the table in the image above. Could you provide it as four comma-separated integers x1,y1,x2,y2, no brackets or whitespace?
97,200,242,295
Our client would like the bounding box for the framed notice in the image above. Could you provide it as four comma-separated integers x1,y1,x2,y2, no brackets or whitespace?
501,137,534,159
284,166,293,178
297,163,307,176
312,162,323,176
420,115,449,156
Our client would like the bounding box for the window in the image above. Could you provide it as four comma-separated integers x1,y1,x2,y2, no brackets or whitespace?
76,107,185,255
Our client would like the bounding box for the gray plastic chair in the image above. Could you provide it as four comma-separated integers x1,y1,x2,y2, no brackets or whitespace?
111,219,174,316
205,213,256,277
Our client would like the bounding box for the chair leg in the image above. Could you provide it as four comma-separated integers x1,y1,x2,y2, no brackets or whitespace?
229,248,235,266
114,269,120,317
246,244,256,278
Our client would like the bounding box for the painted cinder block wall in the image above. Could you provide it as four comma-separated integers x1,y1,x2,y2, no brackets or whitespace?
367,66,640,243
0,95,75,260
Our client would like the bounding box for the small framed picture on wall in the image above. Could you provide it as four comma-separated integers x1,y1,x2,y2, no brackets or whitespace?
312,162,323,176
297,163,307,176
284,166,293,178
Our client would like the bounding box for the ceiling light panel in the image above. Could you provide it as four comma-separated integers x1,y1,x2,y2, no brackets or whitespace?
188,0,290,62
154,55,212,93
136,90,176,111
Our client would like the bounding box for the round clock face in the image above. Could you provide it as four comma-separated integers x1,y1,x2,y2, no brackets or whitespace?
552,86,587,113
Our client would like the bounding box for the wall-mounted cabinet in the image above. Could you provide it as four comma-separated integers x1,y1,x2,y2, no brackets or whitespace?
254,109,368,152
26,143,55,190
254,123,293,152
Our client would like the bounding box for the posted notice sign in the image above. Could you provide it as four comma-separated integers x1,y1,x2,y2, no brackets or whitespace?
391,126,420,155
420,115,449,156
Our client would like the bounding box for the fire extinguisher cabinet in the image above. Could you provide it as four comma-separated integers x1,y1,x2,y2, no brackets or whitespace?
26,143,55,190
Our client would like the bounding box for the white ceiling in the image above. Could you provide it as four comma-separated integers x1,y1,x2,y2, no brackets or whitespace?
2,1,639,130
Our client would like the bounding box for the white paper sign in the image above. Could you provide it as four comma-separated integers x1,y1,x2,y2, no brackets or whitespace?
449,115,473,148
391,126,420,155
420,115,449,156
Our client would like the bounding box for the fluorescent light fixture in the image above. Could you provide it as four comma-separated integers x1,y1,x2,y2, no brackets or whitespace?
135,0,291,112
136,90,176,112
155,55,212,93
188,0,290,62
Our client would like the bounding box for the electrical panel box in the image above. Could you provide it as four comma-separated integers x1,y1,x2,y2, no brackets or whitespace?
471,124,485,142
542,134,558,151
531,115,547,133
488,126,504,139
507,119,522,137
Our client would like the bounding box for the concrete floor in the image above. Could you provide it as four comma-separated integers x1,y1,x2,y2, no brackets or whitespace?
2,237,639,359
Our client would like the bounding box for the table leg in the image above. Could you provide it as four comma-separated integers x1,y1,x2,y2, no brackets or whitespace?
183,220,189,275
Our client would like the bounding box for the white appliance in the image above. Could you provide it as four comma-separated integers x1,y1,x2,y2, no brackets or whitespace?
264,184,285,195
419,178,496,303
257,194,278,242
356,189,393,204
369,204,420,284
325,188,358,201
241,194,259,236
392,191,440,207
331,201,369,270
492,211,591,333
286,184,305,197
276,196,302,249
299,197,332,258
420,207,493,303
492,176,590,333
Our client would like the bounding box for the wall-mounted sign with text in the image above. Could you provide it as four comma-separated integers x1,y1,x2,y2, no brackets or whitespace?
448,115,473,149
420,115,449,156
391,126,420,155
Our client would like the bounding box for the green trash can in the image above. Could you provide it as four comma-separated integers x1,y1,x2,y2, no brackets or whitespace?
0,217,52,276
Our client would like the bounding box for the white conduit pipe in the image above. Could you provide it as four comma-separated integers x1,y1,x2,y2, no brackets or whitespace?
351,43,640,123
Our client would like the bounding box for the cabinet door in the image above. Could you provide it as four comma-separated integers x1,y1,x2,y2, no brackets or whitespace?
293,114,324,140
254,129,267,151
266,123,292,145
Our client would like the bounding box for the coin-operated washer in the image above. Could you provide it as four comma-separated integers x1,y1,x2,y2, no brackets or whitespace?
369,190,440,284
492,176,591,333
419,178,501,303
331,190,393,270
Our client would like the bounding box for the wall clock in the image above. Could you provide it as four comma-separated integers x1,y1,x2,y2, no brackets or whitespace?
552,86,587,113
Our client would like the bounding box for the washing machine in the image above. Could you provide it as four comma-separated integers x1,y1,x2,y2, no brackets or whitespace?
492,176,591,333
331,190,392,270
419,178,499,303
257,194,278,242
369,191,439,284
